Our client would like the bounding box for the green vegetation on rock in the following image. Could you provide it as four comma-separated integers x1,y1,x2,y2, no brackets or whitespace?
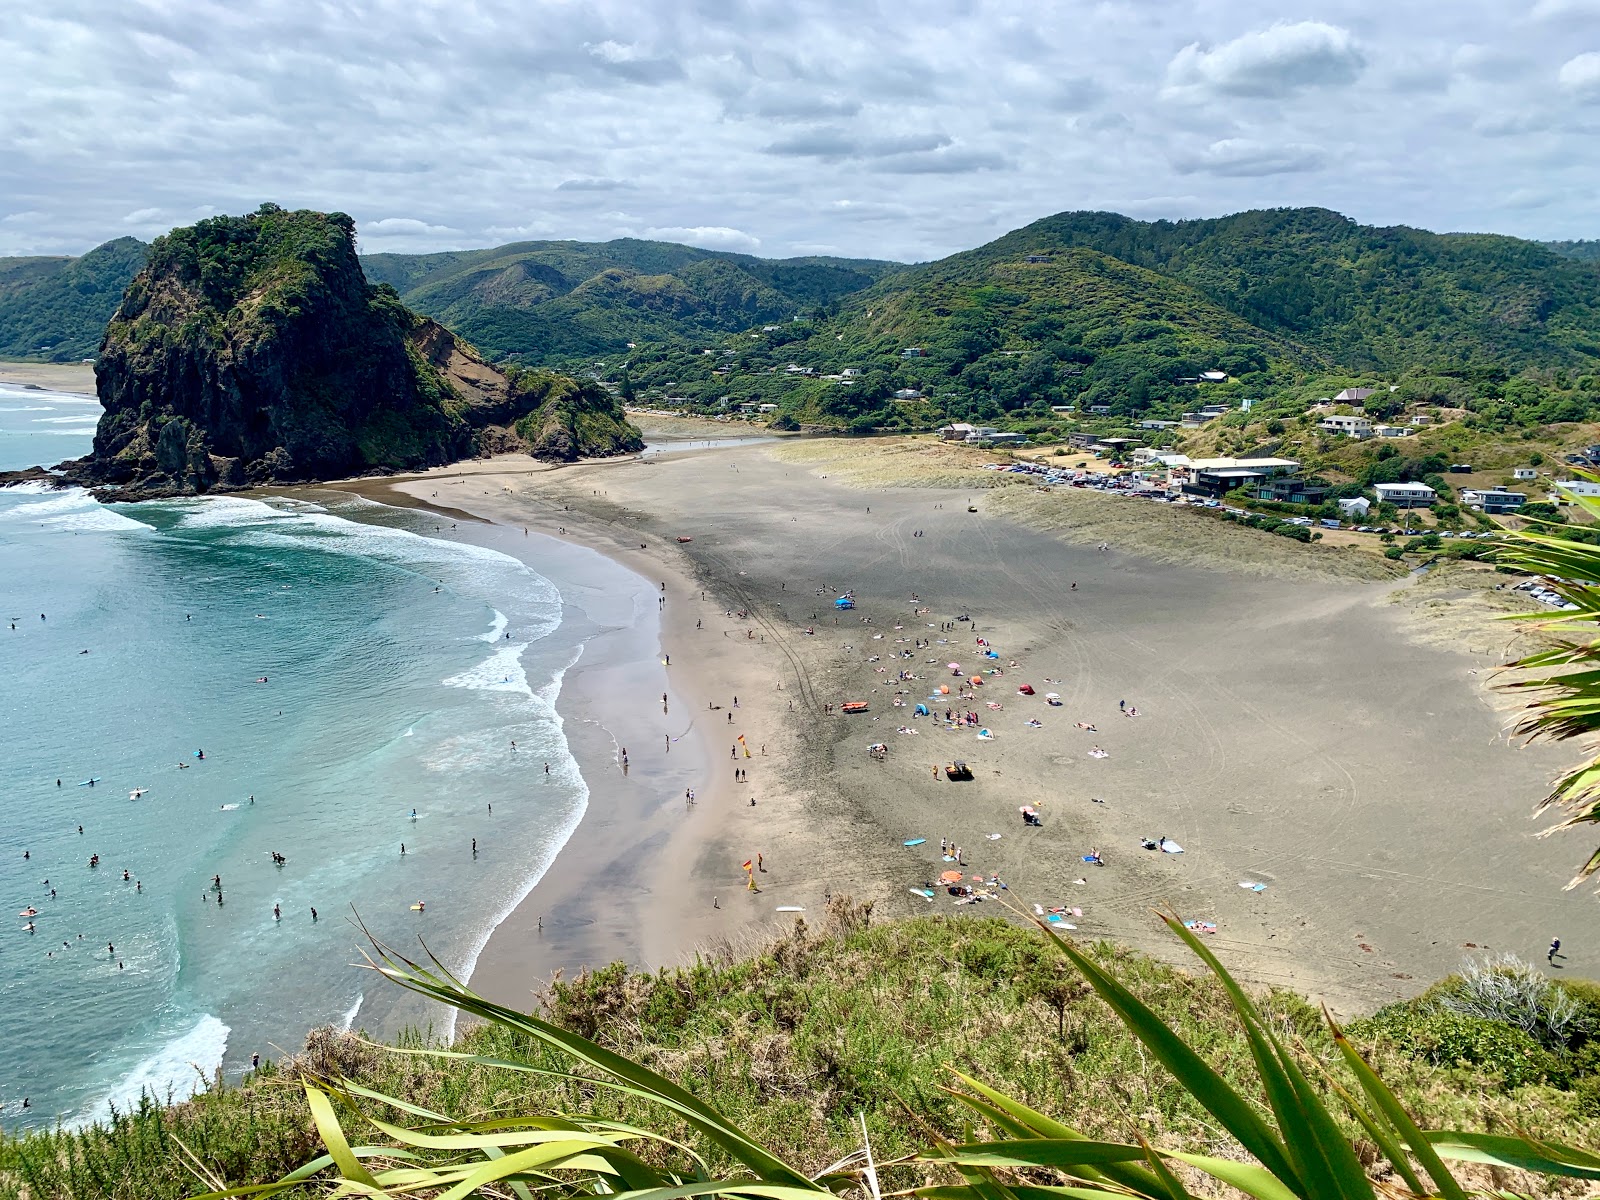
59,205,641,495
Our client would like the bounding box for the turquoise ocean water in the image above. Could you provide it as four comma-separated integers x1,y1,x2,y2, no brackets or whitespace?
0,385,591,1128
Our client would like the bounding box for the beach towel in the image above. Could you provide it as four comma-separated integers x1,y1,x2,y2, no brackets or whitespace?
1159,838,1183,854
1239,880,1267,892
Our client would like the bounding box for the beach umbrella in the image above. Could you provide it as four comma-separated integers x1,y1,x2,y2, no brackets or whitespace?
939,869,963,884
1045,692,1060,700
970,675,983,685
948,662,960,670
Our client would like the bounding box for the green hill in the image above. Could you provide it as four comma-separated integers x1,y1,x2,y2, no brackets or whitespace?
624,239,1313,427
978,208,1600,370
361,238,902,362
0,237,148,361
1547,240,1600,264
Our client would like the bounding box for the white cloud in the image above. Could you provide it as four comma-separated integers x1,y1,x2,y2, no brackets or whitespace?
0,1,1599,259
1174,139,1326,177
1531,0,1600,19
1559,51,1600,99
644,225,761,253
1166,21,1365,98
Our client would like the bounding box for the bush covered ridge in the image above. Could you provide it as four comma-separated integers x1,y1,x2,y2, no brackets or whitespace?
0,237,149,361
361,237,901,363
3,910,1595,1198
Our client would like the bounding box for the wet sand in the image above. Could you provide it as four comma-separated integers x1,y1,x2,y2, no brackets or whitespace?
370,435,1593,1014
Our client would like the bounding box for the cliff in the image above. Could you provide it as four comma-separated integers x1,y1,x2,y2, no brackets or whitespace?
52,205,640,496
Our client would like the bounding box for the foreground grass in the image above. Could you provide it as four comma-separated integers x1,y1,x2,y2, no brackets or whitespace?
3,905,1596,1198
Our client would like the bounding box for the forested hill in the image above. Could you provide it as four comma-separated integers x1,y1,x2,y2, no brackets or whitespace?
972,208,1600,370
1546,240,1600,264
361,238,902,362
0,235,899,365
0,237,149,360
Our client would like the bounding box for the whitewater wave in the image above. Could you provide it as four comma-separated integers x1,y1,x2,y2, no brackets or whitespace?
79,1014,229,1128
0,487,155,532
339,993,365,1033
32,415,103,425
479,610,508,643
443,643,533,698
164,496,562,642
448,650,589,1043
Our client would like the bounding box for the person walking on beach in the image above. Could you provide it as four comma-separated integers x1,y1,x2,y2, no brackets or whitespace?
310,907,318,921
400,843,406,855
1549,937,1564,965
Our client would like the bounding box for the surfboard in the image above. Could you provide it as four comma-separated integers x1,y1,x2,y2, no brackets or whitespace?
219,803,240,811
908,887,935,900
409,904,426,911
775,905,804,912
78,778,98,786
902,837,926,846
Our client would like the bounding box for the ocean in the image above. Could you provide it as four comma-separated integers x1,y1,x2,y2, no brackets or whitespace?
0,384,596,1129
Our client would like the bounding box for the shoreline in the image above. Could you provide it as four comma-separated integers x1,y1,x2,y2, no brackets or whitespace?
341,473,781,1013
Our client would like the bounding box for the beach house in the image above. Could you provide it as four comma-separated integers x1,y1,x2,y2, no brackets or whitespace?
1372,481,1436,508
1460,488,1526,513
1338,497,1372,518
938,423,976,442
1319,414,1373,438
1178,457,1301,500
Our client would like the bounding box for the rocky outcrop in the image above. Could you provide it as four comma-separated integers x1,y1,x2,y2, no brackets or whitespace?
31,204,641,498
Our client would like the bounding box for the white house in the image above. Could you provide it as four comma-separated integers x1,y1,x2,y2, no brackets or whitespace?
1409,414,1433,426
1199,370,1228,383
893,388,923,400
1513,467,1538,481
1552,480,1600,504
1374,425,1414,438
1337,497,1372,518
1319,414,1373,437
841,367,864,378
1373,482,1437,508
1334,387,1377,402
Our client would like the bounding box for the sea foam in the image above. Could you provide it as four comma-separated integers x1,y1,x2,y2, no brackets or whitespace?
80,1014,229,1128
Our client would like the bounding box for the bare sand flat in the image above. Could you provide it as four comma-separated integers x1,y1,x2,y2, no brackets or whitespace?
0,360,96,395
375,435,1593,1014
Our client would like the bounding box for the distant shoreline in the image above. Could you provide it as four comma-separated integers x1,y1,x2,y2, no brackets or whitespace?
0,360,97,396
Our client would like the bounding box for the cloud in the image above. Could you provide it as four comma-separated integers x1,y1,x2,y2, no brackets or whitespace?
361,217,463,238
1166,21,1365,98
555,177,633,192
0,1,1598,260
1531,0,1600,19
644,225,760,253
1559,51,1600,99
763,129,953,160
1174,139,1326,177
877,147,1011,175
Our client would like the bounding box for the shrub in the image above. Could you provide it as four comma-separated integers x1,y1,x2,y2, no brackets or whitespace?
1355,1005,1560,1087
1436,953,1592,1049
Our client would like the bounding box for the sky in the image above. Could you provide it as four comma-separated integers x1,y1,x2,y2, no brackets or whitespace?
4,0,1600,263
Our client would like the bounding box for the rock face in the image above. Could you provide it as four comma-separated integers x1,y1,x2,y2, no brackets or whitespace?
67,205,640,497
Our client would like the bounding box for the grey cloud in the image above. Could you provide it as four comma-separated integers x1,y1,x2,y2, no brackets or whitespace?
1166,21,1365,98
1174,139,1326,177
555,177,634,192
763,129,953,160
876,147,1012,175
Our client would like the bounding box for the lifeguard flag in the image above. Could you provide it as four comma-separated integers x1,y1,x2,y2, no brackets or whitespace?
742,859,753,872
